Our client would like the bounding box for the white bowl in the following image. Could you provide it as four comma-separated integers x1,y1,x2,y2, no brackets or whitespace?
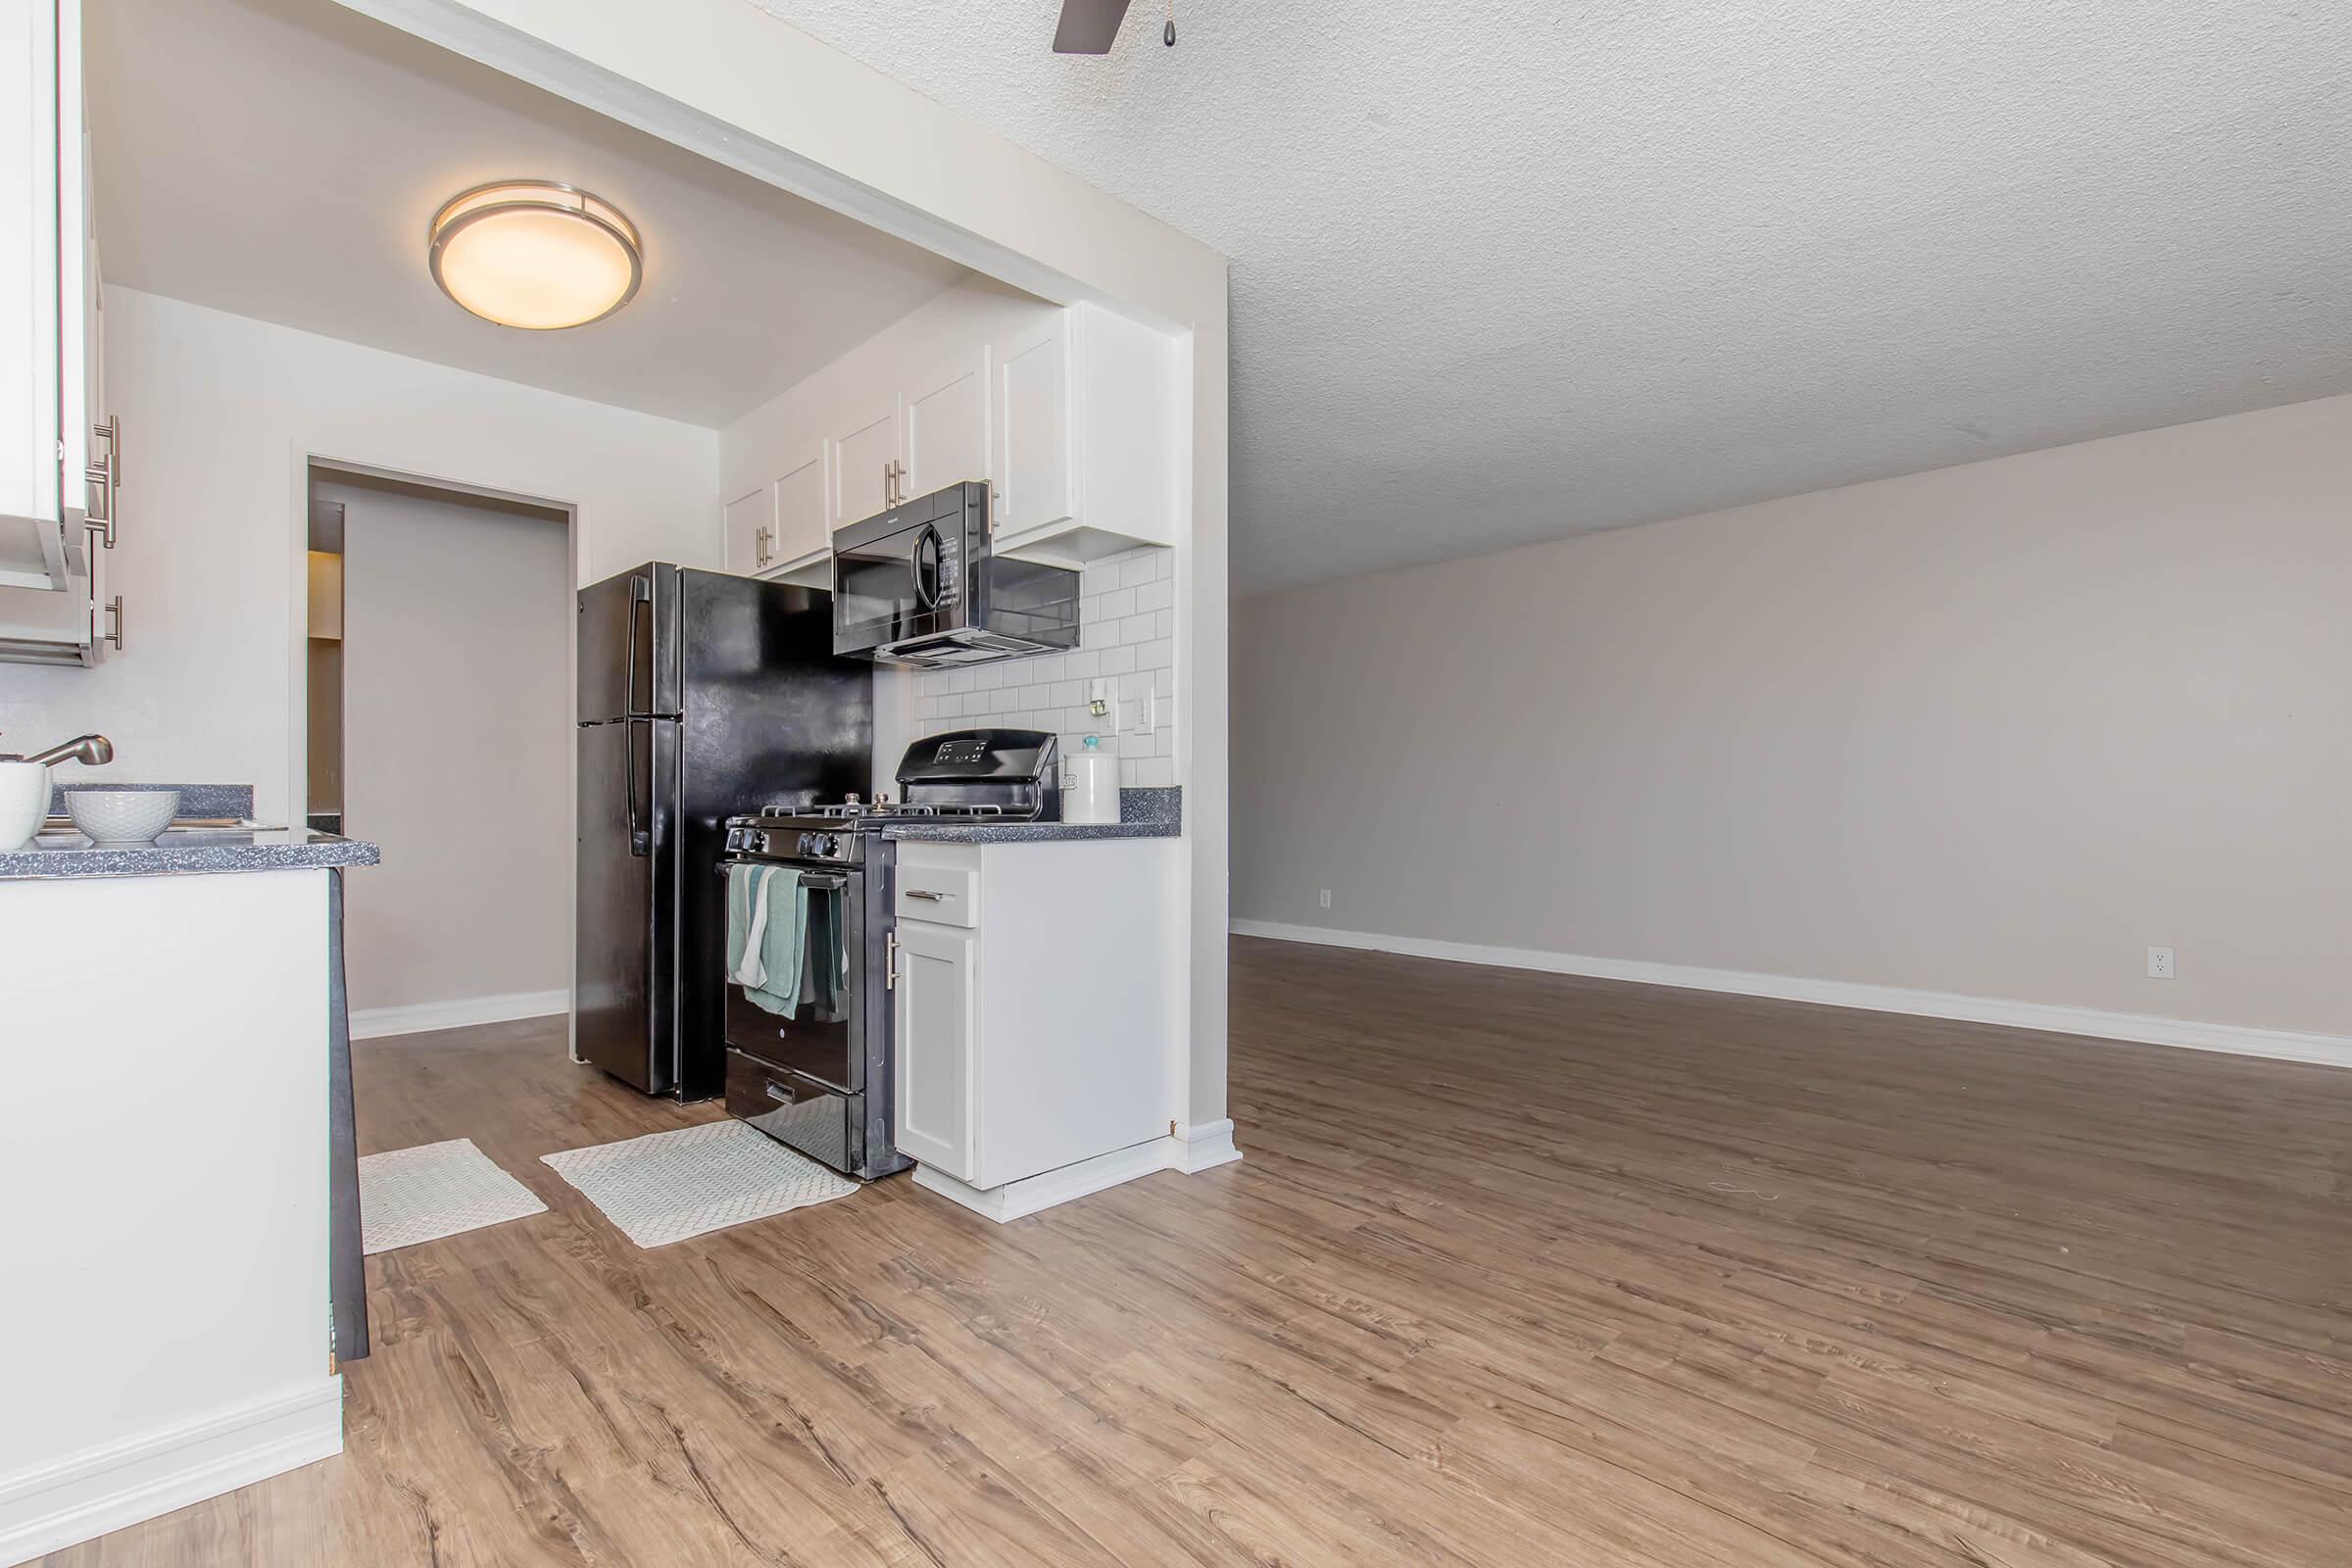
64,788,180,847
0,761,48,851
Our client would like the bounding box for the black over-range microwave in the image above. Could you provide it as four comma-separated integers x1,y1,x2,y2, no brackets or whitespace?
831,480,1081,668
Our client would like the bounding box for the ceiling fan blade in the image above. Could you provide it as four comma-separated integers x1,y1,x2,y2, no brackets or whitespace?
1053,0,1132,54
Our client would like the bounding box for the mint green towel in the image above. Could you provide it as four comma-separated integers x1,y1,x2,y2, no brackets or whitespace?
725,863,808,1016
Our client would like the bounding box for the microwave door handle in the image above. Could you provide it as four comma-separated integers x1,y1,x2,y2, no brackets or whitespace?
911,524,944,611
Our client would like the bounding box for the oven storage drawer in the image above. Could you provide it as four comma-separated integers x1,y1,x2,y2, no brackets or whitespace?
725,978,857,1091
895,863,976,927
725,1051,858,1176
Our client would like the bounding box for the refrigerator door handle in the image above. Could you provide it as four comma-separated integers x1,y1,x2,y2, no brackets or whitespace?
625,716,652,857
625,573,653,716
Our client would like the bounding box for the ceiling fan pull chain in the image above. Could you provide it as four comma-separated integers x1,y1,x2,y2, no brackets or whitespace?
1165,0,1176,46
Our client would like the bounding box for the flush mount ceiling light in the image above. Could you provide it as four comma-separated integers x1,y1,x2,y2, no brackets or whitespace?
427,180,642,330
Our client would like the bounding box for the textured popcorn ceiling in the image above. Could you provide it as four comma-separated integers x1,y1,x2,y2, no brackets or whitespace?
749,1,2352,596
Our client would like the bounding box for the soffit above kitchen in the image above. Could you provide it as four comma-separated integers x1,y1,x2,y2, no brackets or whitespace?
83,0,973,429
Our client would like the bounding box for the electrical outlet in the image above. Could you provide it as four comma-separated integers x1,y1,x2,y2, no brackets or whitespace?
1318,888,1332,909
2146,945,2175,979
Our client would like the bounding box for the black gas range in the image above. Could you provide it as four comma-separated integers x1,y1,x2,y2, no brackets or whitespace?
716,730,1057,1179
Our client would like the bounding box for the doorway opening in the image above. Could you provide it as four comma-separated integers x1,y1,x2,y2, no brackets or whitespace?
303,463,575,1034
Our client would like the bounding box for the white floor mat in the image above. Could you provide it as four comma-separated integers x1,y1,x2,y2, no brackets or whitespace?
360,1137,549,1254
540,1119,858,1249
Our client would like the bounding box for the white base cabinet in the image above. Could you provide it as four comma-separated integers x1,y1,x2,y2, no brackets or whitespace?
891,838,1185,1213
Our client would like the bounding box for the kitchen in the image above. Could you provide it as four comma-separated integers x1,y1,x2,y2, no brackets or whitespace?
0,0,1232,1560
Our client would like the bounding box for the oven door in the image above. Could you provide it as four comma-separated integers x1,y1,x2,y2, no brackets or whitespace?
834,512,963,657
722,864,861,1092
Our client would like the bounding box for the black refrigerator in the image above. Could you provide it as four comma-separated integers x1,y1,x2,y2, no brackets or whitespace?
576,564,871,1100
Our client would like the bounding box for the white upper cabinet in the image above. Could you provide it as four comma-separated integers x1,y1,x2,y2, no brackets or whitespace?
1,0,116,667
1,0,87,594
769,441,828,567
901,349,989,499
722,485,772,575
718,286,1182,584
725,439,828,582
992,318,1071,539
829,398,900,530
990,303,1177,564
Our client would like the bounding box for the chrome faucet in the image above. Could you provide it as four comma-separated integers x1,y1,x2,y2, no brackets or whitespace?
0,733,115,767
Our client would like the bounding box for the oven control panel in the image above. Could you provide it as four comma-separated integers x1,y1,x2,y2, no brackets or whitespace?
723,823,859,864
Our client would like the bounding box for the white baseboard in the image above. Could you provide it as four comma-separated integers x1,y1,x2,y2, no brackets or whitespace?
352,989,568,1041
913,1124,1244,1223
0,1379,342,1567
1173,1117,1244,1173
1231,918,2352,1069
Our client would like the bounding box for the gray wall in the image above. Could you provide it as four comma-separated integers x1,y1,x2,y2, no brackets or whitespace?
1232,391,2352,1039
326,475,571,1014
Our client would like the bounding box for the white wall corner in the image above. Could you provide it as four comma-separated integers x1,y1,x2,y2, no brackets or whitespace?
1230,920,2352,1071
0,1379,342,1568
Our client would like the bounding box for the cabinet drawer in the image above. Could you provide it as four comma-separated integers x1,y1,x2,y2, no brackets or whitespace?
895,864,976,927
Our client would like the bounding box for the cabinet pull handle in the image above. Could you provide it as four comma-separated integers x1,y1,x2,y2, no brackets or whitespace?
84,416,120,548
755,525,772,566
885,929,900,990
102,595,123,652
906,888,945,902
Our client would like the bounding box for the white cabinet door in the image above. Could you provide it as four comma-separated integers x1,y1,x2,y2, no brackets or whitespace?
903,350,988,499
992,316,1071,538
0,0,84,592
723,485,773,574
770,441,828,566
893,919,976,1181
830,399,899,529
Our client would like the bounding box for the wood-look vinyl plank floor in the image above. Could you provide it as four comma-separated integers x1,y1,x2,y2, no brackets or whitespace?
40,936,2352,1565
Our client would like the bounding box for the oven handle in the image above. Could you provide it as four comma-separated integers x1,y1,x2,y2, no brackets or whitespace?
713,862,850,891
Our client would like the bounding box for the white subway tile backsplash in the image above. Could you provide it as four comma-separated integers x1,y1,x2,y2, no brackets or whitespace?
885,546,1179,788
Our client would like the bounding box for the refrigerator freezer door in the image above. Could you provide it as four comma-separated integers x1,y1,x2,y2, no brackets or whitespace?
577,564,680,721
575,717,677,1094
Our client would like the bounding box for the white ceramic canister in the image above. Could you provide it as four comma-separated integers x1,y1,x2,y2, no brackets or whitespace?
1061,737,1120,824
0,761,51,851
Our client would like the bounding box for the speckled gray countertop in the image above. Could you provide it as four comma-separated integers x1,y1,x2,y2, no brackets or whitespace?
884,786,1181,844
885,820,1177,844
0,828,381,880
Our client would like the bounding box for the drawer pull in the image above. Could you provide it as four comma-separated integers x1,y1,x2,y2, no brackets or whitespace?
906,889,946,902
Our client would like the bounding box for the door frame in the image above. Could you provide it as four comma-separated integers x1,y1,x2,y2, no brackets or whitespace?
284,444,591,1054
